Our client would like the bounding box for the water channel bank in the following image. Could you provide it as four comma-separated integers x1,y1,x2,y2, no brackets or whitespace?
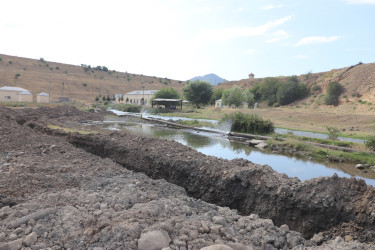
1,106,374,249
105,111,375,186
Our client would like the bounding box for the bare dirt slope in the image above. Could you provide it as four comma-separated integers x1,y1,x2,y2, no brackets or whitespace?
1,106,375,249
0,54,186,104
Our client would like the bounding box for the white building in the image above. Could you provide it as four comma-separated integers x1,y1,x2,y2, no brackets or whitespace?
0,86,33,102
123,90,158,106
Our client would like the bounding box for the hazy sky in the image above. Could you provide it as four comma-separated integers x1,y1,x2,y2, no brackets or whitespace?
1,0,374,81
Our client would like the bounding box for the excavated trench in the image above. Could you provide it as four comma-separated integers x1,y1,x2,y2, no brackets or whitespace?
58,129,375,240
30,121,375,241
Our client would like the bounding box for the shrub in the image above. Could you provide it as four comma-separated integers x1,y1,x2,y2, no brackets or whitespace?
82,83,87,87
14,73,21,79
276,76,309,105
312,85,321,92
325,81,344,106
40,57,45,62
221,112,274,135
327,126,340,140
8,61,12,64
365,136,375,151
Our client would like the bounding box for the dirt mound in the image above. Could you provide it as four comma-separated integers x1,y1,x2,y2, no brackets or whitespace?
0,106,374,249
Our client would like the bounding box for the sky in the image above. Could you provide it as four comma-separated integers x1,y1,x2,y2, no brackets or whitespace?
1,0,375,81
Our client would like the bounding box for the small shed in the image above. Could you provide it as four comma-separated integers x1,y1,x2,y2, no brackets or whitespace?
151,98,182,110
37,92,50,103
215,99,223,108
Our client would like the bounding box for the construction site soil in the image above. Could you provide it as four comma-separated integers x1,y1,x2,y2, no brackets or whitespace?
0,106,374,249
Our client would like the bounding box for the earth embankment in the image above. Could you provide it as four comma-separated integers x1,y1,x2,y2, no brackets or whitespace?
1,105,374,249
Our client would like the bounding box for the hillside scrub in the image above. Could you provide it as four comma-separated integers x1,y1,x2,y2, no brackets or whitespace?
250,76,309,106
221,111,274,134
325,81,344,106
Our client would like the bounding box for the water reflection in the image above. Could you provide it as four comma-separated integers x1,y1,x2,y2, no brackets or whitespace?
98,121,375,186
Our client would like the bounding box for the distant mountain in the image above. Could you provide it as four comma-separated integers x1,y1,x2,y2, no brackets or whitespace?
189,73,227,85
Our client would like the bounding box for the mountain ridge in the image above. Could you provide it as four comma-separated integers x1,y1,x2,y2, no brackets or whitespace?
189,73,227,85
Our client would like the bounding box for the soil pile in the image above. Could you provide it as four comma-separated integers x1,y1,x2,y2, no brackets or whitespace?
0,106,374,249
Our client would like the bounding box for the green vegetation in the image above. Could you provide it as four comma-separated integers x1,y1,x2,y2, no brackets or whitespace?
14,73,21,79
211,88,224,104
365,135,375,151
8,61,12,64
183,80,213,108
325,81,344,106
250,76,308,106
40,57,45,62
152,87,180,100
176,119,215,128
104,103,142,113
327,126,340,140
222,86,255,108
82,83,87,87
221,112,274,135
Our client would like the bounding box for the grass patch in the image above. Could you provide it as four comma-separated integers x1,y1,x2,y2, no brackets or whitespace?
176,120,215,128
47,125,97,135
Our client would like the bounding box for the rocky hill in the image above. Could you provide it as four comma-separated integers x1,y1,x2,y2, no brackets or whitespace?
216,62,375,104
0,54,186,104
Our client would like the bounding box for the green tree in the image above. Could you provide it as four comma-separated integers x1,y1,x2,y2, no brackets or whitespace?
211,88,224,104
95,96,99,102
153,87,180,100
325,81,344,106
276,76,309,105
183,80,213,107
259,78,281,106
244,89,255,108
222,86,245,107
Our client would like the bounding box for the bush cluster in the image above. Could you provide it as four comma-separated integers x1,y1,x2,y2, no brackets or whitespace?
250,76,309,106
106,103,142,113
221,112,274,135
325,81,344,106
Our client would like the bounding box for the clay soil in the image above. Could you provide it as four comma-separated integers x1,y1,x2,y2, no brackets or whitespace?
1,106,375,249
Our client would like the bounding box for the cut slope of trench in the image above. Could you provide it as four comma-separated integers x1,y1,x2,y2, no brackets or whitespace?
33,122,375,241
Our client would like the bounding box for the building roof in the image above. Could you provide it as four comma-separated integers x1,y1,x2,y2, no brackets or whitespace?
126,90,158,95
17,90,32,95
37,92,49,96
0,86,30,92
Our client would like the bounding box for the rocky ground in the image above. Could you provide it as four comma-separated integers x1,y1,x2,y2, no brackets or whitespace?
0,106,374,249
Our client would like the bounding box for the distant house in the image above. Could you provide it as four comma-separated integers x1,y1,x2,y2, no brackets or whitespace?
123,90,158,106
0,86,33,103
37,92,50,103
249,73,255,79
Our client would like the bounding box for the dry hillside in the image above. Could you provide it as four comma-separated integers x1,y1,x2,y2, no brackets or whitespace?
216,62,375,104
0,54,186,104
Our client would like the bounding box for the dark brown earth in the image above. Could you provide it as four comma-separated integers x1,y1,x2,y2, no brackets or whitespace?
1,106,375,249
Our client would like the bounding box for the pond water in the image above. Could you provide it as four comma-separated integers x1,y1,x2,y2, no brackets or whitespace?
109,110,365,144
97,119,375,186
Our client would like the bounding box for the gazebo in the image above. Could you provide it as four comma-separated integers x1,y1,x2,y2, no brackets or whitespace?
151,98,183,110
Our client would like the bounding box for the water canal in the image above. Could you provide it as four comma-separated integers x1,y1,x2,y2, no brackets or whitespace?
94,113,375,186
